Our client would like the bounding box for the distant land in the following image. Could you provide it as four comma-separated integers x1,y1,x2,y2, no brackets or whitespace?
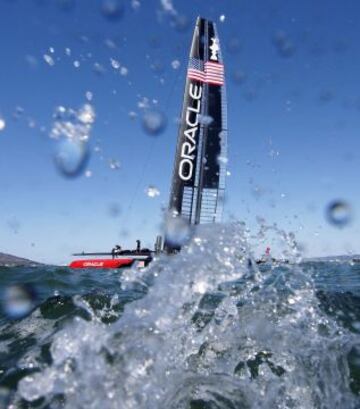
306,255,360,262
0,252,42,267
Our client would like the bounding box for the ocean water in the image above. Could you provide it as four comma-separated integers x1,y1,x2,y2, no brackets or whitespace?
0,224,359,409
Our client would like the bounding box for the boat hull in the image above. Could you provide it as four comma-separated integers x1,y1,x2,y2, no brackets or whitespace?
69,258,134,269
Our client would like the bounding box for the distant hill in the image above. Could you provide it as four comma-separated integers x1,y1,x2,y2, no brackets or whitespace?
305,254,360,262
0,252,42,267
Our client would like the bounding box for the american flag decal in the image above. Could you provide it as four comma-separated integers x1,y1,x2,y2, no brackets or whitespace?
205,61,224,85
187,58,224,86
187,58,205,82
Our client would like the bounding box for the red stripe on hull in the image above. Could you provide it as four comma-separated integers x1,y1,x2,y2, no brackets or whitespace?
69,259,134,269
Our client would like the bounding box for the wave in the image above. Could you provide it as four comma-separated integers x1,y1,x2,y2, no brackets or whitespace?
0,223,358,408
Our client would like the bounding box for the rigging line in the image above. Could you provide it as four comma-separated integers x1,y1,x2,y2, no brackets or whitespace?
125,59,187,216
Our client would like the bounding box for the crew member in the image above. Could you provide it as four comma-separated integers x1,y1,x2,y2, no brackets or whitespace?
136,240,141,253
111,245,122,259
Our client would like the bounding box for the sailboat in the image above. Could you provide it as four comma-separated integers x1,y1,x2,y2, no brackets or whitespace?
69,17,227,269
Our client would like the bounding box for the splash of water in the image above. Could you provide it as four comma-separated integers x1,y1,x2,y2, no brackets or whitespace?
17,223,359,408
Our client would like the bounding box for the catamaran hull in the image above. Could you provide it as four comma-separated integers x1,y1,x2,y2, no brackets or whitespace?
69,259,134,269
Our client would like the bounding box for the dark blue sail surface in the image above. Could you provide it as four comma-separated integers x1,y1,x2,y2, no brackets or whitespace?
168,17,227,228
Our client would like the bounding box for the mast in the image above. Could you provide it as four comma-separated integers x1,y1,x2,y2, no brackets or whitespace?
165,17,227,248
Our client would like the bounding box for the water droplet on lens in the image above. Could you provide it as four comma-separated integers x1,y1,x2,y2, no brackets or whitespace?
219,15,226,23
137,96,150,110
109,159,121,170
51,104,95,142
85,91,93,101
53,105,66,119
198,114,213,126
7,217,20,234
120,66,128,76
0,117,6,131
27,118,36,129
165,212,191,247
54,139,89,178
110,58,121,69
108,203,121,217
101,0,124,22
93,62,106,76
171,59,180,70
78,104,95,125
25,54,38,69
142,110,167,136
150,59,165,74
146,186,160,198
217,155,228,165
171,14,190,32
13,106,24,120
326,200,352,227
131,0,140,10
128,111,137,120
43,54,55,66
3,284,37,319
272,31,296,58
104,38,117,49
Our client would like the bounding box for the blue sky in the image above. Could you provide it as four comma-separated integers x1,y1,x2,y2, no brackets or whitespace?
0,0,359,264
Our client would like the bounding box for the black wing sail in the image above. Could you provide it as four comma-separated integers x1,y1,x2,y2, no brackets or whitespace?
166,17,227,248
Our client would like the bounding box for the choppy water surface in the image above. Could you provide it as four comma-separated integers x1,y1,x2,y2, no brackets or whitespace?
0,224,359,408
